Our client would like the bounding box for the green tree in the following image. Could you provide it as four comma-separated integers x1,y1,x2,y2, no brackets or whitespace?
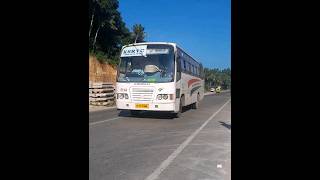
204,67,231,91
132,24,146,43
88,0,147,65
89,0,131,65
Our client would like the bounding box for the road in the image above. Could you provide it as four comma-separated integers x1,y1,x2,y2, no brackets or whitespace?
89,92,231,180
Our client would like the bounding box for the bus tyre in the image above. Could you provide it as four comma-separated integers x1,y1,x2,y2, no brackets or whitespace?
130,110,140,116
193,94,200,109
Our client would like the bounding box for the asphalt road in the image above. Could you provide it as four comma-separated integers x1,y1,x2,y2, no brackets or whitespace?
89,92,231,180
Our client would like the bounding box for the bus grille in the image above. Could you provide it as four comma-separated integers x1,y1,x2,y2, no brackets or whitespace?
131,88,154,102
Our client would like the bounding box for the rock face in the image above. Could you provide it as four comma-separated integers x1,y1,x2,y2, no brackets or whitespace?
89,56,117,84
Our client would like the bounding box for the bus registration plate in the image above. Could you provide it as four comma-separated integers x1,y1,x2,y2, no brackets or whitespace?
135,104,149,109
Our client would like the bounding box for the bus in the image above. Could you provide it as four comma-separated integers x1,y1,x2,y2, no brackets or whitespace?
116,42,204,117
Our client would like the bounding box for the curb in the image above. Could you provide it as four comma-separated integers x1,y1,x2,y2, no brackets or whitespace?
204,90,230,96
89,105,117,112
204,92,216,96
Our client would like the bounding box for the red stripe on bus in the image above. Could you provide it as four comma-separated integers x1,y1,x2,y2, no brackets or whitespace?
188,79,200,87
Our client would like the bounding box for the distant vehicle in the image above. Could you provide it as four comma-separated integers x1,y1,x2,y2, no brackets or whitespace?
210,87,215,92
216,86,221,93
116,42,205,118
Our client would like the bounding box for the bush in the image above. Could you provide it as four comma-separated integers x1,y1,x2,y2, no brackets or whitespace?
95,51,108,63
90,50,119,68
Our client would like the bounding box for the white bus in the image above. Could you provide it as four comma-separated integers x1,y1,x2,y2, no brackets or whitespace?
116,42,204,117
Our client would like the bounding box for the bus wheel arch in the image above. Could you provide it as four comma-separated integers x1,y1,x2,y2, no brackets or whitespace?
180,94,185,106
192,92,200,109
175,94,184,118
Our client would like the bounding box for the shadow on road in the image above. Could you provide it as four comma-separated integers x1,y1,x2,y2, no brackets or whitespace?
117,105,194,119
219,121,231,130
183,104,195,113
118,110,175,119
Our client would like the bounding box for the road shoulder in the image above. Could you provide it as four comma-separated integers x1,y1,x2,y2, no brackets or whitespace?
153,101,231,180
89,105,117,112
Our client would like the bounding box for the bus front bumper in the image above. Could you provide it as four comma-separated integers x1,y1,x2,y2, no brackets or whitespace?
116,101,177,112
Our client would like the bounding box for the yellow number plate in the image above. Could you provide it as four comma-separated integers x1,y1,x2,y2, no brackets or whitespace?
135,104,149,109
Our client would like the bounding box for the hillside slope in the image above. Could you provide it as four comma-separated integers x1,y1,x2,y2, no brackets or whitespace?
89,56,117,84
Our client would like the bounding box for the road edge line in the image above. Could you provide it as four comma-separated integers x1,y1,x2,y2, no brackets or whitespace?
144,99,231,180
89,117,122,126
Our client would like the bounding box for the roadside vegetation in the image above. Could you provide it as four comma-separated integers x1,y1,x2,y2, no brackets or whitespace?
204,68,231,90
89,0,146,66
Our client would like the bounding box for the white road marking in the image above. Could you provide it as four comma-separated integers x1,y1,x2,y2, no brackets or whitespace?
144,99,231,180
89,117,122,126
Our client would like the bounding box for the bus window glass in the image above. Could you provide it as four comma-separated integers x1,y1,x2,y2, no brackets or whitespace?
195,66,198,76
192,65,195,74
117,45,174,83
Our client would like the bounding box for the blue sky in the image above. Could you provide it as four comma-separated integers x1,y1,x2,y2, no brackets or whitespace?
119,0,230,69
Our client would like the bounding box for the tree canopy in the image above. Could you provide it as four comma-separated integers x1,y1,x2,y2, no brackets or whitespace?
132,24,146,43
204,68,231,90
89,0,146,65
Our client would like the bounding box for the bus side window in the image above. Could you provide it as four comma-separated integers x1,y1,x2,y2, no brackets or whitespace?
180,58,184,72
176,56,181,81
197,66,200,77
192,65,195,75
195,66,198,76
199,64,204,79
185,61,189,74
191,64,193,74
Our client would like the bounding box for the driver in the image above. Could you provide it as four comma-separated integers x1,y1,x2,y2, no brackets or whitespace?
131,59,144,75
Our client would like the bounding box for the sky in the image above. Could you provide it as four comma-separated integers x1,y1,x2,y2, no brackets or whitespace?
119,0,230,69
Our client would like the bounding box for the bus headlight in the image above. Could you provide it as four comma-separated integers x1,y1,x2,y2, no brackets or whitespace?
157,94,173,100
162,94,168,100
157,94,162,100
117,93,128,99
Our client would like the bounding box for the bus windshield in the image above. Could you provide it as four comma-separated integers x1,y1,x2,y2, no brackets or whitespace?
117,45,174,83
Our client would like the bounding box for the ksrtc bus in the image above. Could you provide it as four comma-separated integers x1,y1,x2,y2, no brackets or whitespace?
116,42,204,117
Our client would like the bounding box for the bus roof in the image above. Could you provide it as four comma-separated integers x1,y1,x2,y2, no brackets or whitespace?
123,42,202,65
124,42,177,47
